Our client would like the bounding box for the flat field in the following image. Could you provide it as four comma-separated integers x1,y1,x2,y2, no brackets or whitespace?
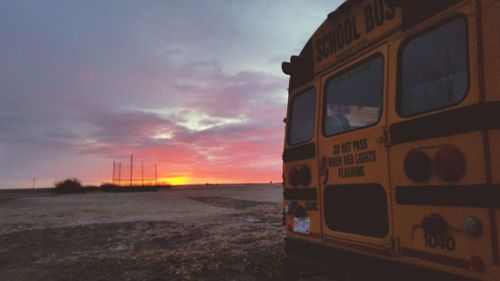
0,184,331,281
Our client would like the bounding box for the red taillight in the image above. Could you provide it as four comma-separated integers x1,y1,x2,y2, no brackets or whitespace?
469,256,486,273
404,150,431,182
432,147,466,181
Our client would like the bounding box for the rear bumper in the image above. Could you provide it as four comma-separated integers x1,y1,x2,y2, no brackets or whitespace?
285,237,480,281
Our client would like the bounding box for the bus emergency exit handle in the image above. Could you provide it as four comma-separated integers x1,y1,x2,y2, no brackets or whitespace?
376,127,391,147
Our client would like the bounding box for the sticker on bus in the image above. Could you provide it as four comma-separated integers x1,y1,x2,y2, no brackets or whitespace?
293,217,310,234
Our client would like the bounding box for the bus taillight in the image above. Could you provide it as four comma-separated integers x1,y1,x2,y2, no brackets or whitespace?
288,165,312,187
432,146,466,182
469,256,486,273
404,150,431,182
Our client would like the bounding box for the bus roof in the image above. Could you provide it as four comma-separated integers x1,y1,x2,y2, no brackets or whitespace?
312,0,401,72
283,0,402,91
283,0,463,91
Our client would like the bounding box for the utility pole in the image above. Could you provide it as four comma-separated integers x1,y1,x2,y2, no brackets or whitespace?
130,154,133,187
112,161,116,184
118,162,122,186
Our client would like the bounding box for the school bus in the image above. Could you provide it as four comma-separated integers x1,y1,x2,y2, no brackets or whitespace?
281,0,500,280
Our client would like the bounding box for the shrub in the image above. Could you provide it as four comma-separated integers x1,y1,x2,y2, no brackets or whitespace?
54,178,84,193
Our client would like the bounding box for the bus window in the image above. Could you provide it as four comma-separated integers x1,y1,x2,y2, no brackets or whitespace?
399,17,468,116
323,56,384,136
288,88,316,145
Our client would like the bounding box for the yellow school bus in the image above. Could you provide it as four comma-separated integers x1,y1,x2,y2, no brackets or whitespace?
282,1,500,280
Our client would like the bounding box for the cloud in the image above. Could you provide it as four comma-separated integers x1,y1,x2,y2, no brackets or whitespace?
0,0,342,187
77,97,285,183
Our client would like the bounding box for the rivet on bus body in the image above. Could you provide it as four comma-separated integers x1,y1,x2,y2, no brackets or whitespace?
463,217,482,236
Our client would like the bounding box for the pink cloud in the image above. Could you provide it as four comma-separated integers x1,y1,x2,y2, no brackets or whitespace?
77,98,285,184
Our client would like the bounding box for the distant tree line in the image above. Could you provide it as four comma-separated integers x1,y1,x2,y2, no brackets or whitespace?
54,178,84,193
53,178,170,194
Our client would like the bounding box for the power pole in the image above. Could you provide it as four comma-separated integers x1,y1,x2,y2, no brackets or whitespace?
112,161,116,184
118,162,122,186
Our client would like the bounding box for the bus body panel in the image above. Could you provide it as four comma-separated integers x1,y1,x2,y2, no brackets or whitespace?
492,131,500,185
386,1,499,278
482,0,500,102
283,80,323,243
390,133,493,279
481,0,500,274
491,130,500,270
283,0,499,280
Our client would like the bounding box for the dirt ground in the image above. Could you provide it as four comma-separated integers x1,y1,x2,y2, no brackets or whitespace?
0,185,329,281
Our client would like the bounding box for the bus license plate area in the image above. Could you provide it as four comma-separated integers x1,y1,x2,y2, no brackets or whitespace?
293,217,310,234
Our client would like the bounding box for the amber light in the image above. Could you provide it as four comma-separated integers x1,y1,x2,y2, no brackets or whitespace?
404,150,431,182
432,146,466,181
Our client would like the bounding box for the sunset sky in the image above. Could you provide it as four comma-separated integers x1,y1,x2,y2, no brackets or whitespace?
0,0,342,188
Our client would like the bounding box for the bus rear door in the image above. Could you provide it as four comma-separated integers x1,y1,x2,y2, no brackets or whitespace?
318,45,393,256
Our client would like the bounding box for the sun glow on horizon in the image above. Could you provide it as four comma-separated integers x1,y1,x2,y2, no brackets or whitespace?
156,175,264,186
161,176,190,185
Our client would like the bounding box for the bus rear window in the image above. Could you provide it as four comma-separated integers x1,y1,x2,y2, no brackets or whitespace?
323,56,384,136
399,17,468,116
288,88,316,145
